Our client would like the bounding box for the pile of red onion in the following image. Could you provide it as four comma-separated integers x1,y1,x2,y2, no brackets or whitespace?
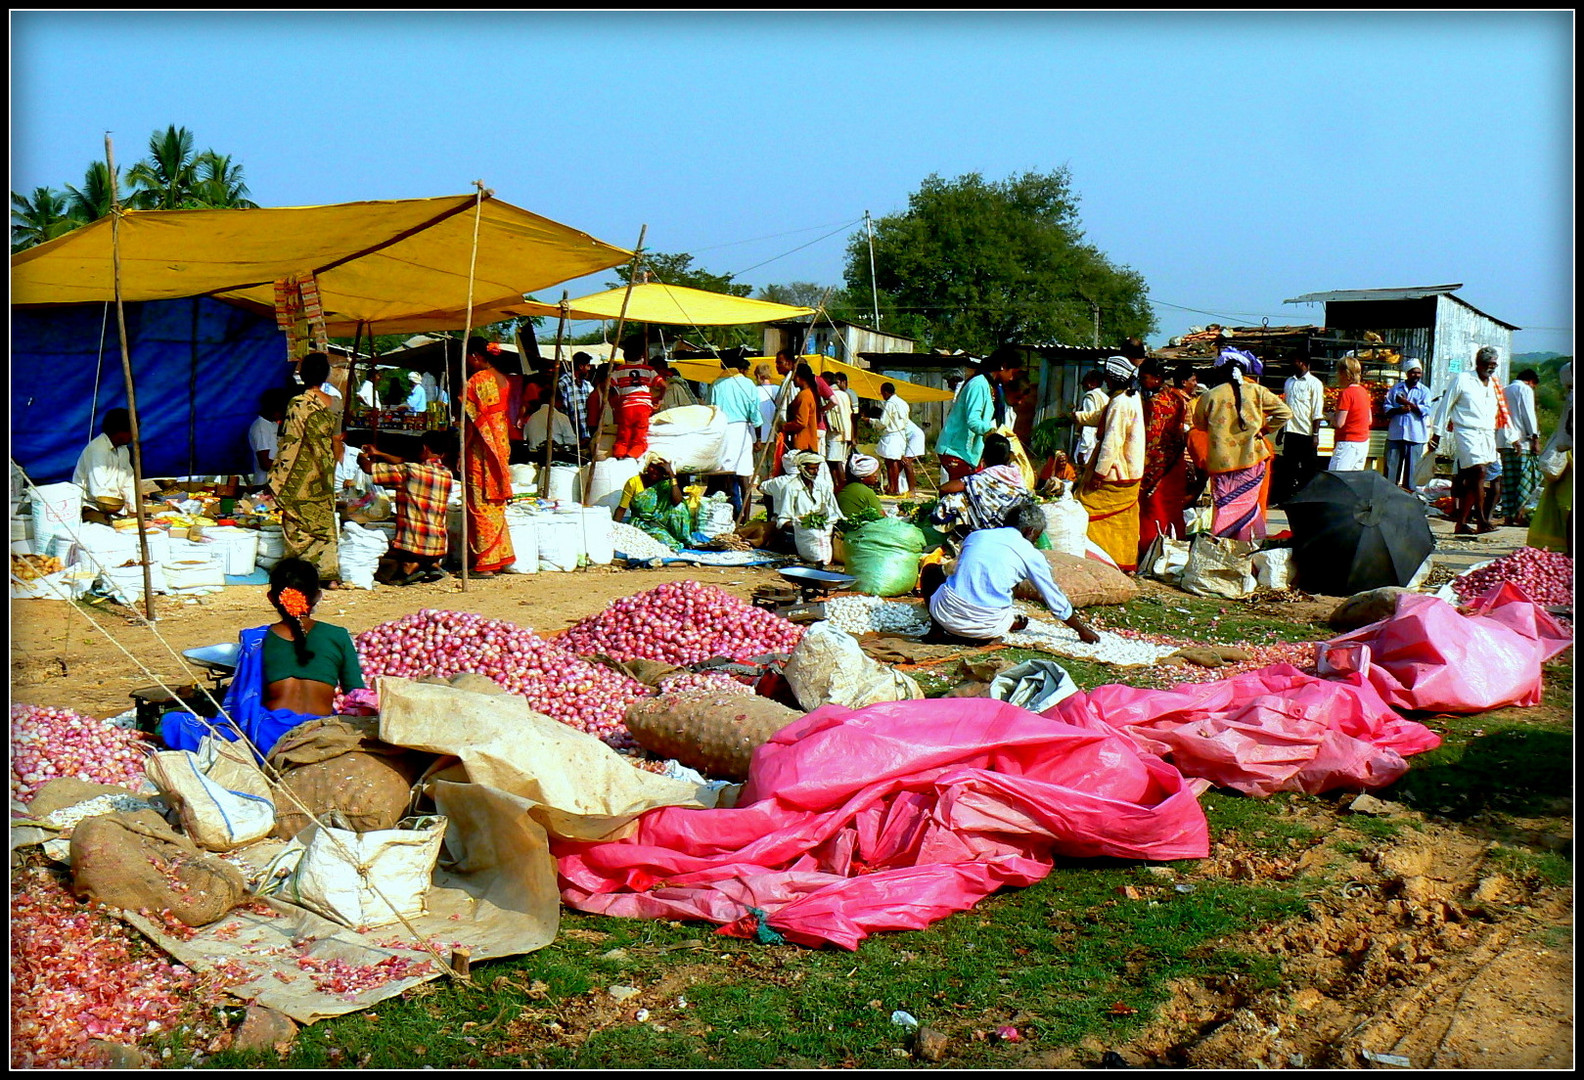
655,671,756,697
559,581,804,665
11,705,152,804
347,609,648,750
10,870,220,1068
1451,547,1573,607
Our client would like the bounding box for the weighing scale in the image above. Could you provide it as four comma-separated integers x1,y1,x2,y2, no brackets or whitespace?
751,566,856,624
127,643,241,732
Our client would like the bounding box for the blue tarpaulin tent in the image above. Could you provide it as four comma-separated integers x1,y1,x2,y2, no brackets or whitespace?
11,297,287,485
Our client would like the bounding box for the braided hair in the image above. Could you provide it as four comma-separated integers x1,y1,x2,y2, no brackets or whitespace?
267,558,321,668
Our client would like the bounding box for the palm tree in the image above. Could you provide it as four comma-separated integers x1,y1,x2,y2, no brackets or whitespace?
10,187,77,251
63,161,122,223
126,124,200,210
191,151,257,209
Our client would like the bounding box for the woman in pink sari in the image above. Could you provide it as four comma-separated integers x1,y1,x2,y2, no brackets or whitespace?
1191,350,1291,541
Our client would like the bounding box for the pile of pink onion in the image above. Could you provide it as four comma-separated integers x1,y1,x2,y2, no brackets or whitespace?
346,609,648,750
11,705,152,804
560,581,804,665
10,869,220,1068
1452,547,1573,607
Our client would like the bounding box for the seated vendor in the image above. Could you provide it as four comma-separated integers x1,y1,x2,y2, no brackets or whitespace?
921,502,1100,645
73,407,139,521
836,453,886,520
521,399,580,453
934,432,1030,538
359,431,454,585
615,459,694,548
759,450,842,554
263,557,366,717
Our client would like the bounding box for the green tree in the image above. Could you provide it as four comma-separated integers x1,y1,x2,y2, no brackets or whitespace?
126,124,202,209
10,187,76,252
843,169,1155,354
63,161,122,223
190,152,258,209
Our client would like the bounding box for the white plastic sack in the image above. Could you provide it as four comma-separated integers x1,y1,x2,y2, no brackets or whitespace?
793,523,834,564
1184,505,1213,537
1538,446,1569,481
29,482,82,557
989,658,1078,712
71,521,139,575
535,513,582,572
338,521,389,590
645,405,728,472
285,815,447,929
1142,535,1192,585
10,568,74,600
1040,494,1089,558
783,621,923,711
1250,547,1296,591
1180,534,1259,600
1412,445,1440,489
588,457,644,510
145,736,276,852
697,495,737,539
502,509,541,574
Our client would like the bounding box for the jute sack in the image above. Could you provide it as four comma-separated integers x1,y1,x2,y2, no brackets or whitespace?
1014,551,1137,608
70,811,246,926
625,691,801,781
1179,534,1259,600
267,717,426,841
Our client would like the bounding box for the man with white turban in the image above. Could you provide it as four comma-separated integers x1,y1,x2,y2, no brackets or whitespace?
759,450,842,554
837,453,886,519
1383,358,1431,490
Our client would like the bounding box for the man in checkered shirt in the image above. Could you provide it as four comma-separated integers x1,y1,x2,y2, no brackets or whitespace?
359,431,455,585
558,352,596,446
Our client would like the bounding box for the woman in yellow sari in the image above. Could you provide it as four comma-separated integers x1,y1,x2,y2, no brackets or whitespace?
1078,356,1146,571
267,352,345,586
463,338,516,575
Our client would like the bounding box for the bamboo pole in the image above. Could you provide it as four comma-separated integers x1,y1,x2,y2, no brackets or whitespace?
542,292,569,498
456,181,490,592
585,225,647,495
104,134,156,623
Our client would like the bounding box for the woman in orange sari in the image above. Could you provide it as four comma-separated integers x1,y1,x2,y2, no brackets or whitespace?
1137,358,1189,563
463,337,516,576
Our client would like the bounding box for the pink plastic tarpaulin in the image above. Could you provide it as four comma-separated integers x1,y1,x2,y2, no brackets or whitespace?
1317,583,1573,714
1044,664,1441,797
554,698,1210,950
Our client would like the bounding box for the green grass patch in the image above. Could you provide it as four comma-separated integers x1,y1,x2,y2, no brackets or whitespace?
1094,591,1327,647
1488,845,1574,889
1201,791,1324,852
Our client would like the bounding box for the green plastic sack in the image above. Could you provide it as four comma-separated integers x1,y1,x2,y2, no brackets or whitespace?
1034,532,1053,551
844,517,926,597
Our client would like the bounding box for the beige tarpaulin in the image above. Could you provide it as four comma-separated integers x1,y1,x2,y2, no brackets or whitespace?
9,195,631,335
670,354,956,405
116,679,716,1024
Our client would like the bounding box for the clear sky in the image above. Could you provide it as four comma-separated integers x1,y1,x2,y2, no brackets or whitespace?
10,10,1575,355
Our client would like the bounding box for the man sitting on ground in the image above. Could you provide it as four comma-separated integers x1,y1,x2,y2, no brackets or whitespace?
73,407,139,521
359,431,455,585
921,502,1101,645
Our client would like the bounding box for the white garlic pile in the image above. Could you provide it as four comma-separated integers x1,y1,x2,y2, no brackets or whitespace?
824,595,933,637
610,522,678,560
1003,614,1176,666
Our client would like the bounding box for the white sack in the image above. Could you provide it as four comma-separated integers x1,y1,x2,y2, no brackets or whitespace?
783,621,923,711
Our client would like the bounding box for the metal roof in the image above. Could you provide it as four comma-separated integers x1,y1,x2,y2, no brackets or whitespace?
1282,284,1520,331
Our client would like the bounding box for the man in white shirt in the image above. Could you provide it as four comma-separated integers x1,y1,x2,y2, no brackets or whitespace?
1274,355,1327,503
1071,370,1108,469
1428,346,1517,535
73,408,139,518
248,389,289,488
875,382,917,495
1498,368,1542,521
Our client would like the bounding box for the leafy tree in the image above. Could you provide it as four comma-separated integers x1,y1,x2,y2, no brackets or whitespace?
10,187,75,252
126,124,202,209
63,161,122,223
843,169,1155,354
756,281,834,309
190,152,258,209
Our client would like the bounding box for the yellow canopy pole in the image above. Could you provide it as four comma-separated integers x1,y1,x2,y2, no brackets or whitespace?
456,181,489,592
104,133,156,623
542,292,569,499
586,224,646,487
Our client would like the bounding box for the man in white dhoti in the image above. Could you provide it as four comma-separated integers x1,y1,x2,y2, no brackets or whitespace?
876,383,918,495
921,503,1101,644
1428,346,1518,535
710,354,762,519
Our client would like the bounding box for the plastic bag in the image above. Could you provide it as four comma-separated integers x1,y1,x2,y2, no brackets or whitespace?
1411,445,1439,489
145,736,276,852
844,517,925,597
1141,535,1192,584
1039,493,1089,558
337,521,389,590
989,658,1077,712
697,495,737,539
285,814,447,929
1250,547,1296,590
783,621,922,711
1179,534,1258,600
793,523,834,564
646,405,729,472
1538,446,1569,480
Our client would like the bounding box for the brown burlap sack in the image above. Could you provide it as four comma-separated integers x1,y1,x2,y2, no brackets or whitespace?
26,778,143,818
70,811,246,926
625,691,802,781
1013,551,1137,608
267,717,427,840
417,672,511,696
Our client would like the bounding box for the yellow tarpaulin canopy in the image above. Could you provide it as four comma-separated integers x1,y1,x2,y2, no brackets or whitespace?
9,195,631,335
668,354,955,405
529,281,816,326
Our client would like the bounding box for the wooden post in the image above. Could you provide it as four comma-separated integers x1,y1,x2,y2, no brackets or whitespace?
104,134,156,623
456,181,489,592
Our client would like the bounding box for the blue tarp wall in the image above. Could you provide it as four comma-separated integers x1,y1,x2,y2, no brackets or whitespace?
11,297,290,485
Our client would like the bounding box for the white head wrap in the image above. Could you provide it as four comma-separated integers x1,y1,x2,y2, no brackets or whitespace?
848,453,880,479
1103,355,1134,382
1403,357,1424,373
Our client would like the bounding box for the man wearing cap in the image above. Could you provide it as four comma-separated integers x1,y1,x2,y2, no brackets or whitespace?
759,451,842,554
1383,359,1431,491
1428,346,1517,534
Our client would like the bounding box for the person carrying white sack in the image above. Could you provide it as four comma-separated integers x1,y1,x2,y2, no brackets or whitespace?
921,502,1101,645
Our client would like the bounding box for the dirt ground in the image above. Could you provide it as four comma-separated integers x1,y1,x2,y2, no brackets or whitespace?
9,535,1572,1070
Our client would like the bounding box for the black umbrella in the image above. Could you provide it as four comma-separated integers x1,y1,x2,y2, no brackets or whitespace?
1284,469,1435,596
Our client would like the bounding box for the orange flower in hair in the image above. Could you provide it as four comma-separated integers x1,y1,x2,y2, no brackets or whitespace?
486,342,502,356
279,587,311,619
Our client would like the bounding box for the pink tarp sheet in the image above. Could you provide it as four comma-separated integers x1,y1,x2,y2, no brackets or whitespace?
554,698,1210,949
1044,664,1441,797
1317,583,1573,714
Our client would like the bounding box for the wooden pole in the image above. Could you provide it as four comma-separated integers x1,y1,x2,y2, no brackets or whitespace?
586,225,647,486
542,292,569,498
104,134,156,623
456,181,489,592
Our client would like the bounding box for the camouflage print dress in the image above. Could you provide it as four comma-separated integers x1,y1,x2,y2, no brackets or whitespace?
268,391,340,582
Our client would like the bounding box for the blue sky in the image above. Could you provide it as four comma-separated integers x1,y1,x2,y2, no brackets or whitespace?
10,11,1574,354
